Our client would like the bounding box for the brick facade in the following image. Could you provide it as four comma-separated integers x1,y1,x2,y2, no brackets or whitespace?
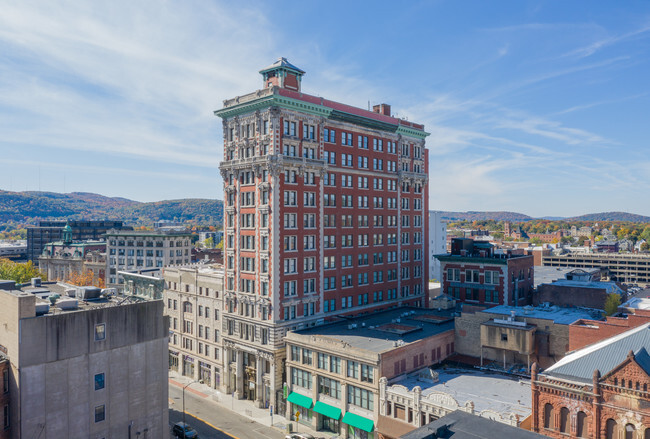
437,239,534,307
531,354,650,438
216,58,430,412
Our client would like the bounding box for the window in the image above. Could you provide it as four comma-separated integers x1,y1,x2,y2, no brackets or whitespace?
330,356,342,374
94,373,105,390
361,364,374,383
347,385,373,410
291,367,312,389
2,369,8,394
95,405,105,423
94,323,106,341
560,407,569,433
576,411,588,438
319,376,341,399
347,360,359,379
605,419,616,439
544,404,553,429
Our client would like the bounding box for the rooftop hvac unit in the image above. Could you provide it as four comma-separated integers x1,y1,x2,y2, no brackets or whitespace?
56,298,78,310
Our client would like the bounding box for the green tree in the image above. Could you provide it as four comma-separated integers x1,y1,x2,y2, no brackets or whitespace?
604,293,621,316
641,242,649,252
530,237,543,245
216,239,224,250
204,237,214,249
0,258,47,284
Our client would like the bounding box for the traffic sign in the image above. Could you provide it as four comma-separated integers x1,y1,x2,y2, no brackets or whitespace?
295,411,300,421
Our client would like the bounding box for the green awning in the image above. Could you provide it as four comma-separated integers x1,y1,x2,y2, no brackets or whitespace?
287,392,313,409
342,412,374,432
313,401,341,420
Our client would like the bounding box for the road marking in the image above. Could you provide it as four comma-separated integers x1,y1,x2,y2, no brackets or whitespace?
183,411,240,439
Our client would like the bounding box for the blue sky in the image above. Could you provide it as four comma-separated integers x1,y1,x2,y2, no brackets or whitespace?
1,0,649,217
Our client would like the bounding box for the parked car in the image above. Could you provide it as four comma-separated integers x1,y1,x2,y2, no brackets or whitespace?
172,422,199,438
285,433,316,439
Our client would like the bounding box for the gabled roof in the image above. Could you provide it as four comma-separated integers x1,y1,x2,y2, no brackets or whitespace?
543,323,650,383
633,346,650,375
259,57,305,74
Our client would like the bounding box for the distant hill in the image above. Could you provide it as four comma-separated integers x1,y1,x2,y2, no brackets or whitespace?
0,190,223,225
566,212,650,223
439,211,533,222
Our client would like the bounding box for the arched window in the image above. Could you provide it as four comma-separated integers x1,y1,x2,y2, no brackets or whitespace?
560,407,570,433
626,424,636,439
544,403,554,429
606,419,617,439
645,426,650,439
637,382,640,390
576,411,588,438
183,301,192,313
615,378,618,386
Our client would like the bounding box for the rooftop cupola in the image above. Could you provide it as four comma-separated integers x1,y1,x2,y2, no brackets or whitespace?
259,57,305,92
62,222,73,245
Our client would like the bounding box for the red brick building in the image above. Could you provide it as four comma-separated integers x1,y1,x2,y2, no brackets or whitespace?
436,238,534,307
531,323,650,438
569,311,650,352
215,58,429,410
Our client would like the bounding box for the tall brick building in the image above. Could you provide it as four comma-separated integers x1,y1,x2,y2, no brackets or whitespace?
531,323,650,438
215,58,429,410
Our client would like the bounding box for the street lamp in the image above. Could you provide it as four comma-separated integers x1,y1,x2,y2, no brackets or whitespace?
182,380,203,438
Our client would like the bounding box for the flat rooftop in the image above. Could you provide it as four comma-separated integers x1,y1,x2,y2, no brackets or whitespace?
622,297,650,310
534,266,573,287
292,307,454,353
483,305,602,325
390,366,532,419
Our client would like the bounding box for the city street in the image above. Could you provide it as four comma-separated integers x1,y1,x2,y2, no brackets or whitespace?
168,383,285,439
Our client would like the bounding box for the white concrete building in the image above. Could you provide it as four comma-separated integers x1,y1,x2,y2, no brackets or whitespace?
428,211,447,282
164,265,225,392
105,229,192,289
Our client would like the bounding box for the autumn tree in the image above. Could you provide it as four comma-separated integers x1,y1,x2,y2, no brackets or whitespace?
604,293,621,316
0,258,47,283
65,269,105,288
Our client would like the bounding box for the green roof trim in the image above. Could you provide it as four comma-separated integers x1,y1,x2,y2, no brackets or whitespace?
287,392,313,409
342,412,374,432
313,401,341,420
396,124,430,139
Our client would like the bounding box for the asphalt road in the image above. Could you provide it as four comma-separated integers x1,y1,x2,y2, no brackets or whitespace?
168,384,285,439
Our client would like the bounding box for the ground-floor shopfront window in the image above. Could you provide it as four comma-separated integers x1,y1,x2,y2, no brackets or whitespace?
169,351,179,371
321,415,339,433
199,361,211,387
292,403,313,426
348,426,373,439
183,355,195,378
214,367,221,389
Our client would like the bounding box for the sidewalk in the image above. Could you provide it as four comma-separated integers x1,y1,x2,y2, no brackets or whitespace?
169,371,332,438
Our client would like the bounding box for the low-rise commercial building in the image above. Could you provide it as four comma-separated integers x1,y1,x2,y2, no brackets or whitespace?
378,367,532,438
455,305,601,370
436,238,534,308
284,307,455,439
164,265,224,392
0,284,169,439
534,268,625,309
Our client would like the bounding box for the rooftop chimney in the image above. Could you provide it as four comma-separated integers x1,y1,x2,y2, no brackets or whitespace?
372,103,391,116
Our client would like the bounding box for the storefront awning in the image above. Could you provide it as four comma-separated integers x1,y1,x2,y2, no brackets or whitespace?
313,401,341,420
342,412,374,432
287,392,313,409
